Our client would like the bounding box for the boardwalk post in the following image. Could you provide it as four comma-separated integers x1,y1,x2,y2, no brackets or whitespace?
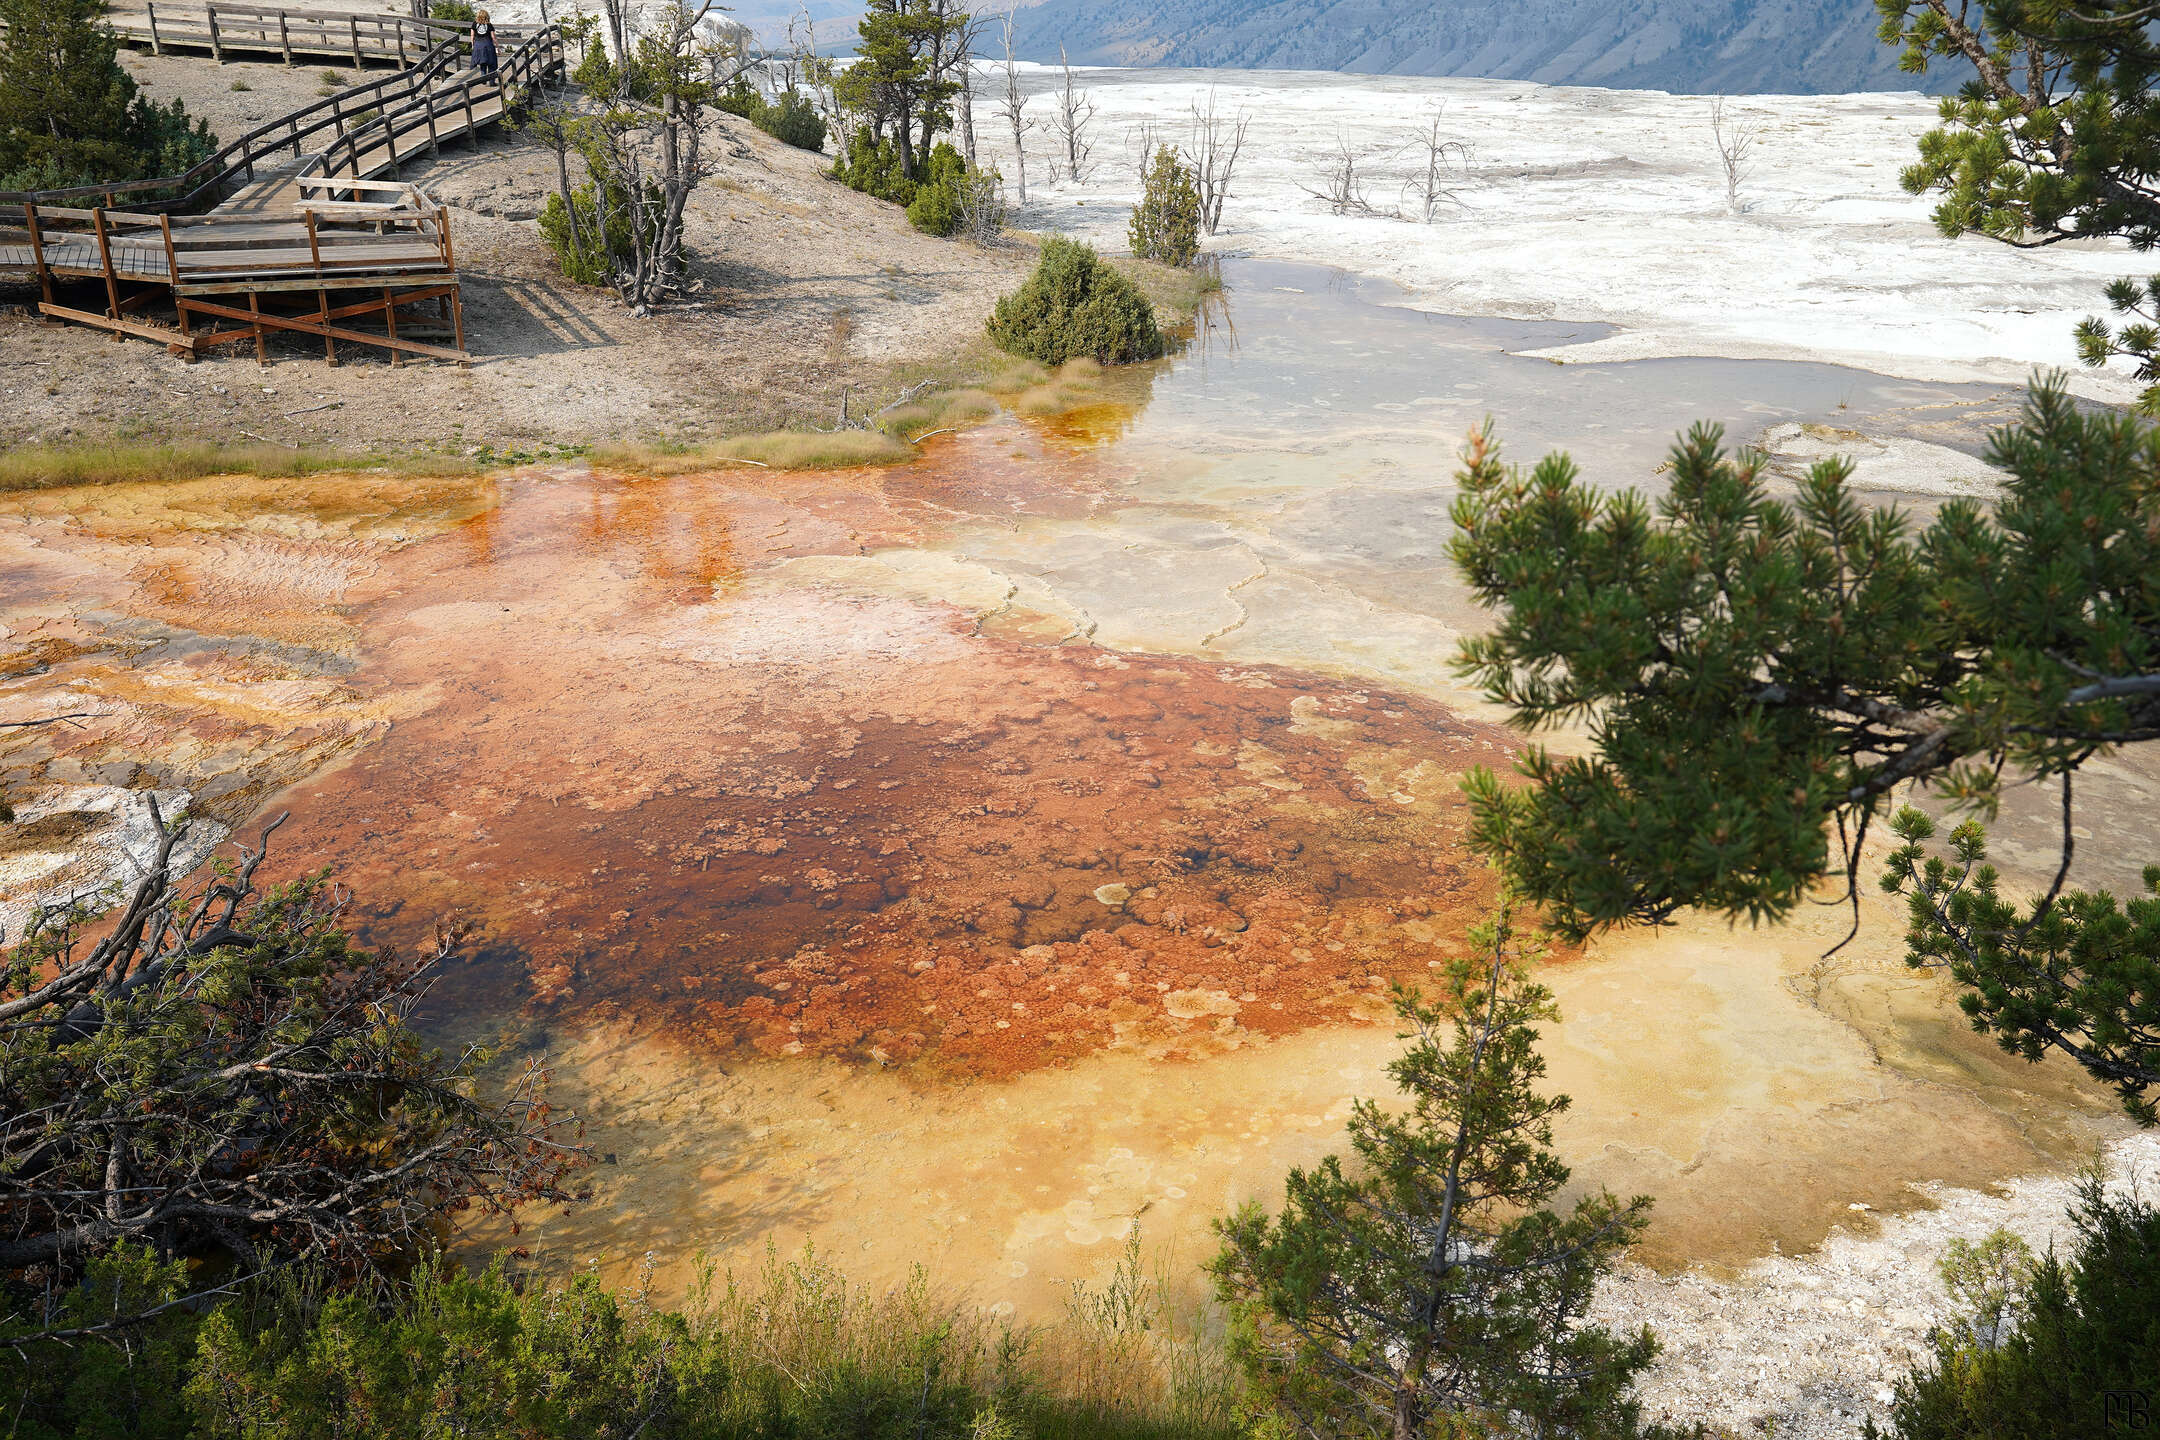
158,215,191,346
146,3,163,55
23,203,55,316
382,287,402,366
462,78,475,142
304,211,336,362
350,16,363,69
248,291,267,365
207,5,224,62
425,94,440,156
90,209,123,336
280,10,292,64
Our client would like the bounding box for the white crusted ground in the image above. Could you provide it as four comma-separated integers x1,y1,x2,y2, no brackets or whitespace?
991,63,2146,400
1590,1131,2160,1437
0,787,227,947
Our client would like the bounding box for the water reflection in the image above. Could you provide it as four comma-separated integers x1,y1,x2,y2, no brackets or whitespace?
1118,259,2014,485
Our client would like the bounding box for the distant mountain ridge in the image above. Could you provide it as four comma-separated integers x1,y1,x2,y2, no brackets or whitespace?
1009,0,1944,94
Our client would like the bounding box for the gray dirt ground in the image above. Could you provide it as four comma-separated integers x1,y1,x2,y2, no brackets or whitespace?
1,49,1033,454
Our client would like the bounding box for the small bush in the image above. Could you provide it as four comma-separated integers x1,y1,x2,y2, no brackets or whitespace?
538,172,676,290
1870,1172,2160,1440
1128,145,1200,267
716,74,764,122
538,181,620,286
833,126,917,206
762,88,827,150
987,238,1166,367
906,143,969,235
431,0,475,19
907,145,1006,243
718,78,827,152
229,78,251,92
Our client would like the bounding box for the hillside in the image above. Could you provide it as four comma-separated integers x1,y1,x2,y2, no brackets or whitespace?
1010,0,1942,94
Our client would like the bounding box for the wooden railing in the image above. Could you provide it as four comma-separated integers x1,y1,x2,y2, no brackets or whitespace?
308,26,566,184
125,5,459,67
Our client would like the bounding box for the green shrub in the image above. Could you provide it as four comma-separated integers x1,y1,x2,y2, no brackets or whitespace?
0,1246,199,1440
833,126,917,206
762,87,827,151
538,172,672,289
716,74,764,122
906,142,969,235
0,0,215,192
1868,1172,2160,1439
431,0,475,19
172,1245,1244,1439
718,78,827,152
1128,145,1200,267
987,238,1166,366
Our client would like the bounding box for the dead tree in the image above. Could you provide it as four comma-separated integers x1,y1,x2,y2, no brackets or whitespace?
791,5,848,168
1402,102,1471,223
996,6,1031,202
1305,134,1388,217
1050,44,1095,183
1710,95,1759,213
952,9,993,166
1185,88,1249,236
1129,119,1161,185
0,803,588,1341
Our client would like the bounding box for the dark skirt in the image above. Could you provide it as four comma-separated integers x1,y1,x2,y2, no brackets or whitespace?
472,36,497,70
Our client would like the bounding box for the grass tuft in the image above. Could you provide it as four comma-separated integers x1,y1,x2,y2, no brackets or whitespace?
591,427,916,475
0,442,356,494
1011,359,1107,417
876,388,998,440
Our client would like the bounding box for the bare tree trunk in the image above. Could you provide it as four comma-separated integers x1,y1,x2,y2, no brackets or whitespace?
1052,43,1094,183
1185,88,1249,236
957,40,977,165
997,7,1029,203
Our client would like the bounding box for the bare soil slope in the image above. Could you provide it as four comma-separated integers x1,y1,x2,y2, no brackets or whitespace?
2,51,1032,455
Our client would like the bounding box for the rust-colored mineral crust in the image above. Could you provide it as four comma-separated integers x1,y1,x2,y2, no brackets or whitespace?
247,476,1515,1077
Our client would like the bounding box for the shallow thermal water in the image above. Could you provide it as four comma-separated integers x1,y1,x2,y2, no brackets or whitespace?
0,262,2136,1325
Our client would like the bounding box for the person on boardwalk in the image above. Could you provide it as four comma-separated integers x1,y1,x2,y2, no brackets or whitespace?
471,9,498,77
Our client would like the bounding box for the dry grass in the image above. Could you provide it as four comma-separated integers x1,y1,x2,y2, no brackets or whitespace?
876,388,1000,441
1112,255,1225,324
1011,359,1108,417
0,441,476,494
676,1230,1243,1440
590,426,917,475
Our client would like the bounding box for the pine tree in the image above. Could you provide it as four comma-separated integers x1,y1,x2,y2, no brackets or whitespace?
1449,379,2160,1120
1876,2,2160,408
837,0,965,181
1210,909,1657,1440
0,0,212,191
1129,144,1200,267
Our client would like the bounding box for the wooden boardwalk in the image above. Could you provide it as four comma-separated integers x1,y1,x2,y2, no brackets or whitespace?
0,4,468,70
0,19,562,364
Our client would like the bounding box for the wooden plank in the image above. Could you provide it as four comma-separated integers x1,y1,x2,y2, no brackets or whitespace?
172,262,451,293
37,302,187,345
174,293,469,361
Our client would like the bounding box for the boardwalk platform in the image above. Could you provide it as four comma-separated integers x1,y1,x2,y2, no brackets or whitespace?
0,21,564,365
0,5,481,70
